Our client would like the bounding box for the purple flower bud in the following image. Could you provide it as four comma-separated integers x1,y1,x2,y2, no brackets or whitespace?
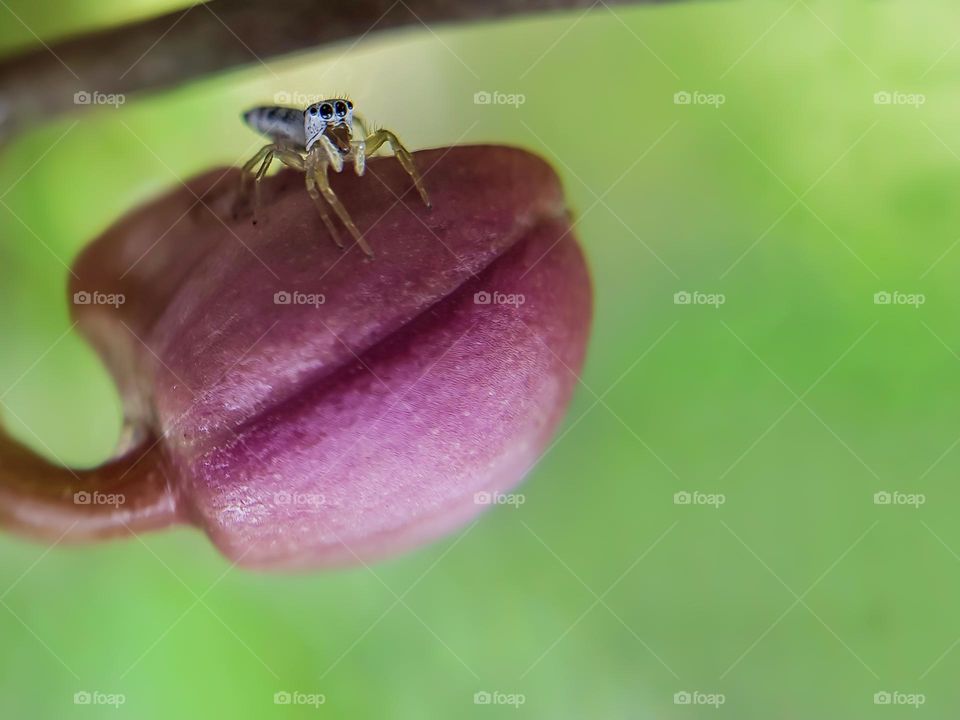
1,146,592,570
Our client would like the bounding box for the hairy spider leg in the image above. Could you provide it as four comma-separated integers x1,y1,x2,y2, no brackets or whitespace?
362,129,431,207
313,133,344,173
350,138,366,176
304,172,343,250
239,142,305,218
306,148,373,257
351,112,370,138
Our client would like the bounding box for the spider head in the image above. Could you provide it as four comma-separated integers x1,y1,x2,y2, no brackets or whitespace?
304,98,354,151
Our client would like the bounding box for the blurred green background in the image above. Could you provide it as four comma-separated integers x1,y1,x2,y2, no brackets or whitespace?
2,0,960,716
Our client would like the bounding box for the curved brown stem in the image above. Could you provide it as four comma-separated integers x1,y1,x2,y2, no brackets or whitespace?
0,428,181,543
0,0,692,143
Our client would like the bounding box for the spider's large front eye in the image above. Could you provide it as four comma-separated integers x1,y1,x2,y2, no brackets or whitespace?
319,103,334,120
334,100,348,117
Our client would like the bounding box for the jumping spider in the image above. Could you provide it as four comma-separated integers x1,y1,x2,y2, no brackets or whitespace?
238,98,430,257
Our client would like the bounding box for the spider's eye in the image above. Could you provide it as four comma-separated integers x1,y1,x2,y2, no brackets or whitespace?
334,100,348,117
347,101,353,110
319,103,334,120
308,106,318,116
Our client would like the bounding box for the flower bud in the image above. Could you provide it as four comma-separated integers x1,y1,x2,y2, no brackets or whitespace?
2,145,592,570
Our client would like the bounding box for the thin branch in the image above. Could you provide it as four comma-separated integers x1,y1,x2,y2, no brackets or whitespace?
0,0,686,143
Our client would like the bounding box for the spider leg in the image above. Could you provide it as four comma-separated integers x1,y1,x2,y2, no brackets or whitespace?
259,147,342,247
251,148,275,217
241,144,274,189
274,148,305,171
362,129,431,208
304,172,344,250
313,134,344,173
271,147,306,198
307,148,373,257
249,145,306,220
352,112,370,138
350,139,366,176
234,143,275,218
